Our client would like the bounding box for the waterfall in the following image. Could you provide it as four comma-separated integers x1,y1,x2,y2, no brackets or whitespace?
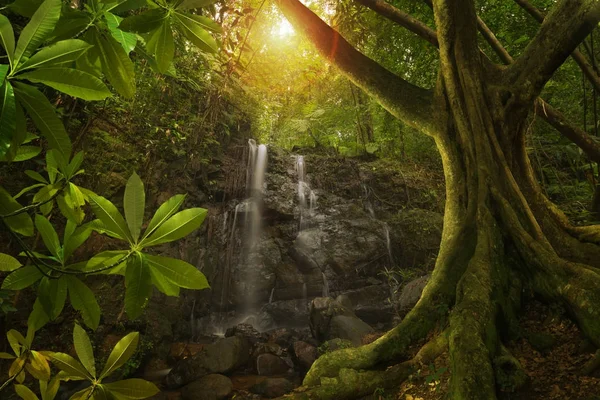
295,155,317,231
321,272,329,297
362,183,394,267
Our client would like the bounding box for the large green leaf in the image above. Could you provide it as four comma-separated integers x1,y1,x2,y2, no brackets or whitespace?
84,250,129,274
5,102,26,162
0,252,22,271
124,172,145,242
66,276,100,330
109,0,149,14
16,68,111,101
48,9,91,42
35,214,61,260
102,379,159,399
64,223,92,261
7,0,45,18
17,40,93,71
99,331,139,379
93,30,136,98
118,8,168,33
0,185,34,236
32,182,61,216
11,145,42,161
89,194,133,243
38,276,67,320
148,267,180,296
13,0,62,66
154,20,174,73
105,12,137,54
0,15,15,68
28,298,50,332
76,32,102,78
50,352,91,380
176,0,218,10
141,207,206,247
145,254,209,289
174,12,218,53
1,265,43,290
141,194,185,239
124,253,151,319
0,81,16,157
73,323,96,378
14,384,39,400
175,12,222,33
13,81,72,158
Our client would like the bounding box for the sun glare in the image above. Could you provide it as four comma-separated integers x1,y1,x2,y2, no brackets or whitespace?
274,18,295,37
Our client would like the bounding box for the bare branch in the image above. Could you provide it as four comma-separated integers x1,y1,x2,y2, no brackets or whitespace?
513,0,600,93
275,0,435,133
507,0,600,102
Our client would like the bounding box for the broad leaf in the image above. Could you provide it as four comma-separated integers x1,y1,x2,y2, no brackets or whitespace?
5,102,26,162
2,265,43,290
93,29,136,98
0,252,22,271
124,253,151,319
68,387,92,400
0,81,16,157
32,183,61,216
89,194,133,243
0,15,15,67
7,329,25,355
13,0,62,66
35,214,61,259
176,12,222,33
48,9,91,42
142,194,185,238
13,81,72,158
65,151,85,179
8,0,44,18
118,9,167,33
154,20,174,73
141,207,206,247
12,145,42,161
124,172,145,242
40,378,60,400
99,331,139,379
14,384,39,400
174,12,218,53
109,0,149,14
17,68,111,101
28,298,50,332
50,352,91,380
28,350,51,381
38,276,67,320
17,39,92,71
66,276,101,330
177,0,218,10
13,183,45,199
0,185,34,236
149,267,179,296
64,223,92,261
102,379,159,399
145,254,209,289
105,13,137,53
84,250,129,274
73,323,96,378
57,193,85,224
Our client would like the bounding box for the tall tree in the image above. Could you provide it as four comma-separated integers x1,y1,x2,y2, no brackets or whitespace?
274,0,600,398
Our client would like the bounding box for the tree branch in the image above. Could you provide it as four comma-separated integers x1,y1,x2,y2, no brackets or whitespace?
507,0,600,103
275,0,435,134
513,0,600,93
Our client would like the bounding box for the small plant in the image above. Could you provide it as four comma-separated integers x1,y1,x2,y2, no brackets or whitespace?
423,363,447,387
0,326,50,387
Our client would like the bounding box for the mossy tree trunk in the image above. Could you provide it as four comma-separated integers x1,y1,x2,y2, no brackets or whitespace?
275,0,600,398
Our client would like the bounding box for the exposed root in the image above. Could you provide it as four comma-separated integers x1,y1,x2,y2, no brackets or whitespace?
493,345,528,392
280,332,448,400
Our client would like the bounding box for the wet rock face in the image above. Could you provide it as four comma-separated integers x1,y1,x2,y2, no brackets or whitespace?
256,353,291,376
181,374,233,400
166,336,250,388
292,341,318,370
250,377,294,398
309,297,374,346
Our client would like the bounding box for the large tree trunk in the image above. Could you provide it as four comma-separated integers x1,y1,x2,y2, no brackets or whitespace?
274,0,600,398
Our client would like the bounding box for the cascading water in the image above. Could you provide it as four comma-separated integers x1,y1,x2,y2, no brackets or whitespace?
295,155,317,231
362,183,394,267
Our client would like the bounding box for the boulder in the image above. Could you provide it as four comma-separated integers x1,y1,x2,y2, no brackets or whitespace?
292,341,317,370
250,377,294,398
256,353,291,376
166,336,250,388
309,297,374,346
181,374,233,400
225,323,266,345
398,275,429,312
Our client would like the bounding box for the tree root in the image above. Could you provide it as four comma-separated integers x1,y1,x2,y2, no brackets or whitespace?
580,349,600,376
493,345,528,392
279,332,449,400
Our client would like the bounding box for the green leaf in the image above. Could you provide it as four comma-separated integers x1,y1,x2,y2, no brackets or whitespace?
47,9,91,42
0,82,16,157
16,68,111,101
154,20,174,73
0,352,15,359
99,331,139,379
84,250,129,274
35,214,61,260
124,172,145,242
102,379,159,399
93,29,136,98
2,265,43,290
0,64,7,83
176,12,222,33
50,352,91,380
141,208,206,247
12,145,42,161
32,183,61,216
38,276,67,320
17,40,93,72
142,194,185,239
0,252,22,271
13,81,72,158
174,12,218,53
89,193,133,243
118,9,167,33
40,377,60,400
0,15,15,68
5,102,26,162
57,192,85,224
66,276,100,330
109,0,149,14
14,384,39,400
64,223,92,262
7,329,25,355
65,151,85,179
28,298,50,331
73,323,96,378
8,0,44,18
124,253,151,319
68,387,92,400
13,0,62,67
14,183,45,199
176,0,218,10
76,33,102,78
148,267,180,296
0,185,34,236
145,254,209,289
105,13,137,54
46,149,58,183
